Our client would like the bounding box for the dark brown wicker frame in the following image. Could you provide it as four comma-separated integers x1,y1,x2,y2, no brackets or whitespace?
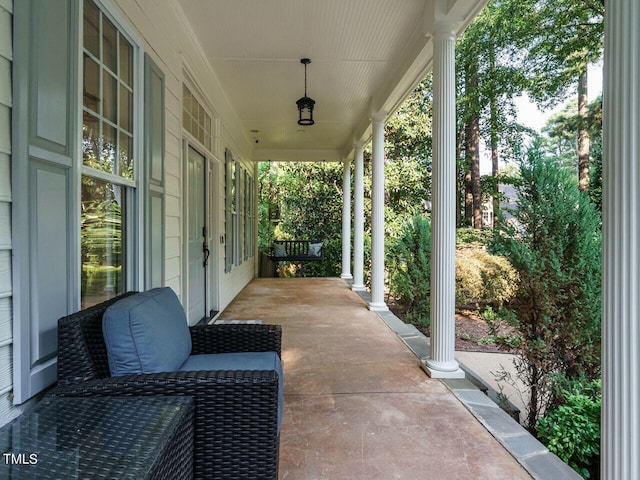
53,292,282,480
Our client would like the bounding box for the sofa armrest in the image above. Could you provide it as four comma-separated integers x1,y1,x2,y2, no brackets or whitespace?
52,370,280,480
189,324,282,357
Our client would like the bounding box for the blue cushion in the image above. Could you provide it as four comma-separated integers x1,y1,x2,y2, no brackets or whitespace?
103,288,192,376
180,352,284,432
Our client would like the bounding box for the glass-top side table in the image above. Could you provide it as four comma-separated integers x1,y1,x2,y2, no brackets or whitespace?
0,396,194,480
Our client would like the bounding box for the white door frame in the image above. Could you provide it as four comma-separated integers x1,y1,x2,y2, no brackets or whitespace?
182,138,219,324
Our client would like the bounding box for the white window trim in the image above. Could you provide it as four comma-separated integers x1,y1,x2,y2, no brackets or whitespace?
77,0,146,301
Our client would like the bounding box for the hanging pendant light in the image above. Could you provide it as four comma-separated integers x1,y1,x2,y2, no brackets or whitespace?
296,58,315,126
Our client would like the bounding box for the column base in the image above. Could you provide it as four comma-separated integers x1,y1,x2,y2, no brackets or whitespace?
368,302,389,312
340,273,353,280
421,359,465,379
351,284,366,291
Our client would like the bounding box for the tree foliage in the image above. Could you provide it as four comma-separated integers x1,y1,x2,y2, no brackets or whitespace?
258,161,345,277
490,142,601,430
455,0,533,226
506,0,604,107
384,77,433,236
542,96,603,209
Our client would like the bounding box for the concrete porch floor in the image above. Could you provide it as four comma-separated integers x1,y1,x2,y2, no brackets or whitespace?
218,278,533,480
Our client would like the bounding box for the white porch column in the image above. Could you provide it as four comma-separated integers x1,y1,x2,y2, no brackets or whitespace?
352,144,366,291
341,159,353,279
369,113,388,311
602,2,640,479
424,23,463,378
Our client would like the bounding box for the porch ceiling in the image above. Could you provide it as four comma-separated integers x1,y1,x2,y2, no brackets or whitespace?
177,0,488,162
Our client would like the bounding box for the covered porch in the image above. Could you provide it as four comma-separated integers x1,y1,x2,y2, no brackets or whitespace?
219,278,542,479
2,0,639,477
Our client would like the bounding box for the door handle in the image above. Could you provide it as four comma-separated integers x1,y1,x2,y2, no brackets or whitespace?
202,226,210,268
203,242,210,268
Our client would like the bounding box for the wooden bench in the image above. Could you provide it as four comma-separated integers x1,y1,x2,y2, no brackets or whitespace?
268,240,324,276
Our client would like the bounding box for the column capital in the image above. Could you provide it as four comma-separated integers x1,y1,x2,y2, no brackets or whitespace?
423,0,460,37
433,22,457,39
370,111,387,125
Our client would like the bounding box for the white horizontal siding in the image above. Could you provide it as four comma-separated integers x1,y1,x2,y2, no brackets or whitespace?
0,345,10,391
165,237,181,259
166,216,180,237
0,57,10,107
0,297,11,344
165,193,180,218
0,0,11,427
0,203,9,248
165,173,180,197
0,104,9,155
0,7,11,62
0,248,9,298
0,153,9,201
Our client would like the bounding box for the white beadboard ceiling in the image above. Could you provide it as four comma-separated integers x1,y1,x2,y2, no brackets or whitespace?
177,0,488,161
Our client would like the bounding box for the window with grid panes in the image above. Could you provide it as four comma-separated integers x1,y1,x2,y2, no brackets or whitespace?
81,0,137,308
182,85,212,151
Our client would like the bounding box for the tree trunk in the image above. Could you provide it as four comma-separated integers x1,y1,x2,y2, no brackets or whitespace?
577,68,590,191
526,363,540,433
464,57,482,229
456,125,464,227
464,170,473,225
489,42,499,229
468,117,482,229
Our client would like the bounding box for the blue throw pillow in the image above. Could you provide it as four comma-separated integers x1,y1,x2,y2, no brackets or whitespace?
308,241,323,257
273,242,287,257
103,287,192,376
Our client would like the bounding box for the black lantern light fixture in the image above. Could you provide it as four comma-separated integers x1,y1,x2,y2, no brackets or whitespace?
296,58,315,126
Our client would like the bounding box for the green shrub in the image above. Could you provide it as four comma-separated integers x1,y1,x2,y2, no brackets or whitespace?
491,142,602,430
455,245,518,308
456,227,493,246
536,379,601,478
388,214,431,327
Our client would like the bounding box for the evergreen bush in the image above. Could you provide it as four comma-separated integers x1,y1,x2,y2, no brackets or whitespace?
388,214,431,327
490,142,602,430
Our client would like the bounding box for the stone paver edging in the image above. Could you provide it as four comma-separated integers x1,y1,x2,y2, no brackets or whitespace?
352,287,581,480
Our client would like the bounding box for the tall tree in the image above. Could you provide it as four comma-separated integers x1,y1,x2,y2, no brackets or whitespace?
456,0,531,228
509,0,604,190
464,56,482,228
488,39,500,225
577,70,590,191
542,95,603,208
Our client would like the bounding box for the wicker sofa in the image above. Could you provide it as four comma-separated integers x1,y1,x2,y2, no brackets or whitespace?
53,291,282,480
